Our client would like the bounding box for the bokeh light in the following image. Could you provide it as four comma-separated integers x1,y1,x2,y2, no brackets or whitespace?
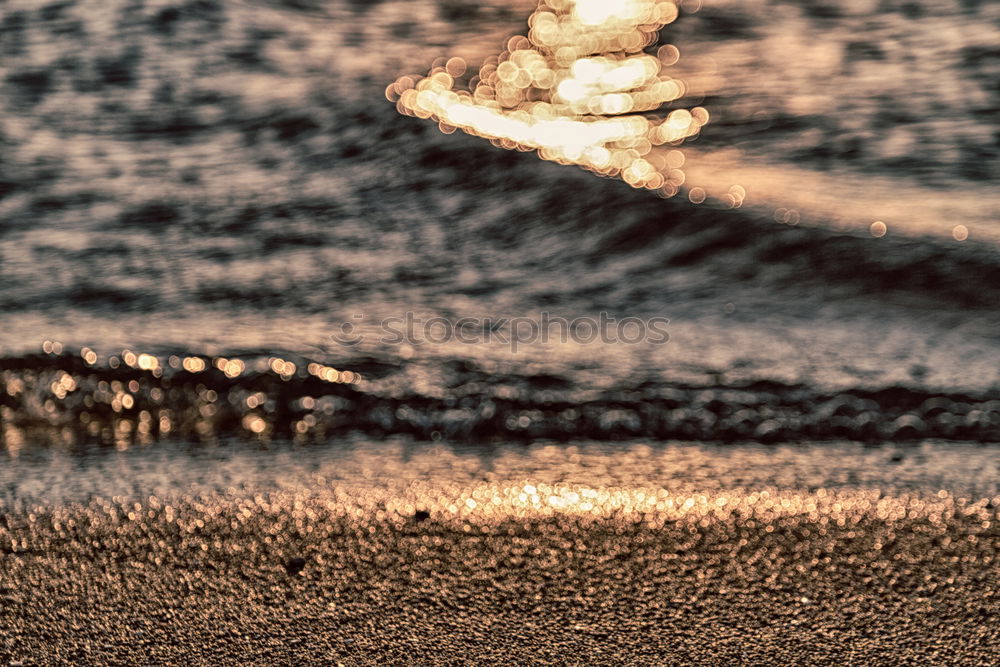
389,0,705,196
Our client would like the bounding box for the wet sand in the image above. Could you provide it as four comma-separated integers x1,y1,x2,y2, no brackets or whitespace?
1,440,997,664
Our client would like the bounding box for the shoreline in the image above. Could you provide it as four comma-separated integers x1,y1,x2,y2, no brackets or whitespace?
3,352,1000,449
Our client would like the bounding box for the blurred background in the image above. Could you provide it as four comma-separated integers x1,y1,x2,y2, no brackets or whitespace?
1,0,999,446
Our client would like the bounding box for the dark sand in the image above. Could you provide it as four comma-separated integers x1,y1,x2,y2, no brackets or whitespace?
1,440,998,664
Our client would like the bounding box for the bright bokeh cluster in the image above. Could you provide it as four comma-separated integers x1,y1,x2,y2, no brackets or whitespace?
388,0,707,195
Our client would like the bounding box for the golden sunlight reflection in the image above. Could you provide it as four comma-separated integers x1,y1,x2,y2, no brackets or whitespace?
392,480,988,532
190,442,997,538
678,148,997,240
182,356,207,373
389,0,705,195
214,357,245,379
307,362,359,385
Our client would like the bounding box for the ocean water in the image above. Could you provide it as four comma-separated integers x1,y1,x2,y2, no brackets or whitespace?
1,0,1000,449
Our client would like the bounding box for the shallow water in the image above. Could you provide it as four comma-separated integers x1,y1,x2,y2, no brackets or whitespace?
1,0,999,450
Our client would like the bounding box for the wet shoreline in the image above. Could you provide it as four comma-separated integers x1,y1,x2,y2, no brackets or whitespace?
3,351,1000,450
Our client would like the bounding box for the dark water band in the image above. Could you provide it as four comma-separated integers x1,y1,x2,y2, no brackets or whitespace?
3,353,999,448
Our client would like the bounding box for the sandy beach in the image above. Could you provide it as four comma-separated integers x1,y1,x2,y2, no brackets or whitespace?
3,0,1000,663
2,440,997,664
